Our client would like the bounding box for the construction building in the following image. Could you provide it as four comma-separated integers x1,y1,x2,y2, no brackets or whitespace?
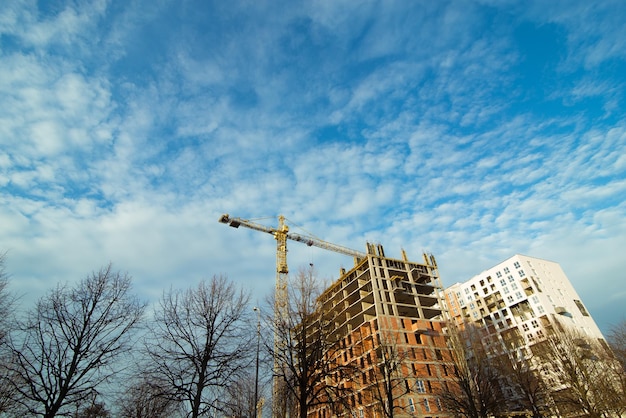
218,214,457,418
444,254,610,415
308,244,455,418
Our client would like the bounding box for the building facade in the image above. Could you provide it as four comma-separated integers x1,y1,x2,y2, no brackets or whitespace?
309,244,454,418
445,254,604,348
444,254,610,415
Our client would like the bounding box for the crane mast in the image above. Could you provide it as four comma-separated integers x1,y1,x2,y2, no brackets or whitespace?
218,213,365,418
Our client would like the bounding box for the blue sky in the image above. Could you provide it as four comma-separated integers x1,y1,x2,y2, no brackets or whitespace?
1,0,625,334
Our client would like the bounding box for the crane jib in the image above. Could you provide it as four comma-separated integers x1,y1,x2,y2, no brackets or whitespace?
218,213,365,258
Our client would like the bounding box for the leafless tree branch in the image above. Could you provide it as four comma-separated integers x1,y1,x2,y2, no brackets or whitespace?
4,264,145,418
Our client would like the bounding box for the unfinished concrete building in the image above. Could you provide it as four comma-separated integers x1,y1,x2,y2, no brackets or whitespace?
308,244,454,418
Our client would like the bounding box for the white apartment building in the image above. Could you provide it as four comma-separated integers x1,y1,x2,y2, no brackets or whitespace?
444,254,614,416
445,254,605,347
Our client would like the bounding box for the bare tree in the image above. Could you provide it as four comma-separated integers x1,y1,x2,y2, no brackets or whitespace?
605,320,626,417
267,266,354,418
71,392,111,418
532,323,620,418
608,319,626,372
144,275,252,418
595,360,626,418
74,402,110,418
117,374,180,418
221,371,259,418
364,329,418,418
5,264,145,418
493,351,551,417
0,252,14,344
437,323,505,418
0,252,17,413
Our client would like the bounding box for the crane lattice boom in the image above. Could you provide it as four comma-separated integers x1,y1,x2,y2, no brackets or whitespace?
218,214,366,272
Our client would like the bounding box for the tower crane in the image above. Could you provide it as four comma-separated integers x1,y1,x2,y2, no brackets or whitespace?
219,213,367,418
218,213,366,314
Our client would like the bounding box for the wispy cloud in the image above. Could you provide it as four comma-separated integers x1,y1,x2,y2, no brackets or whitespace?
1,0,625,334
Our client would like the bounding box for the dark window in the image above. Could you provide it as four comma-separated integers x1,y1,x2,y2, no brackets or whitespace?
574,299,589,316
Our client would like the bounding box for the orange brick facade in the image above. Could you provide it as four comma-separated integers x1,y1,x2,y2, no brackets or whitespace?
308,245,454,418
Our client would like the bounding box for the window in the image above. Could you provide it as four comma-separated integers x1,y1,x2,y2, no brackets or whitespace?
471,284,476,291
514,261,521,269
531,295,539,304
503,287,510,294
574,299,590,316
522,323,530,331
359,409,364,418
504,267,510,274
436,398,443,411
500,279,506,286
531,320,539,328
424,398,431,412
518,269,526,277
496,271,502,278
464,288,470,294
408,398,416,413
511,283,518,290
515,291,523,299
507,296,514,303
416,380,426,393
537,305,545,314
508,275,515,282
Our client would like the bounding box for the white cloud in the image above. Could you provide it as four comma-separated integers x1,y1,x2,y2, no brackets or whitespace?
1,0,625,338
0,0,108,51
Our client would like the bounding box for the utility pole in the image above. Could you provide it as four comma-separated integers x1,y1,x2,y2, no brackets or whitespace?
253,307,261,418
